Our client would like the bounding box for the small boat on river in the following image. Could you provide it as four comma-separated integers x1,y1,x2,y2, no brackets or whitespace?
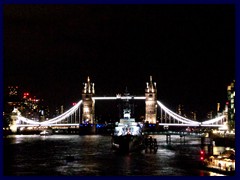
40,129,52,136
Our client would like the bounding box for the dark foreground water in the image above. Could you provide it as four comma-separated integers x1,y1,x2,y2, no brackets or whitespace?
3,134,226,176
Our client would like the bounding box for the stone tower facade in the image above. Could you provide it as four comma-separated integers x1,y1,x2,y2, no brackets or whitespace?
145,76,157,124
82,77,95,124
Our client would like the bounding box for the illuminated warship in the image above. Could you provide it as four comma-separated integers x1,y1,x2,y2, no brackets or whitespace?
111,93,144,152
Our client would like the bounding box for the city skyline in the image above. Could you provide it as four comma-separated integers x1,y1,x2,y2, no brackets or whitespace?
4,4,235,120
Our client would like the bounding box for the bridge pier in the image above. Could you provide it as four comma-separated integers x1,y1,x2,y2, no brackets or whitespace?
180,134,186,144
166,134,171,144
201,137,214,156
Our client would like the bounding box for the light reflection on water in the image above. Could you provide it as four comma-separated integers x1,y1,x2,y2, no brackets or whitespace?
4,134,226,176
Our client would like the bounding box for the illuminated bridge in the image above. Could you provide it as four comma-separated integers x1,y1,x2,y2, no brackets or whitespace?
10,76,228,132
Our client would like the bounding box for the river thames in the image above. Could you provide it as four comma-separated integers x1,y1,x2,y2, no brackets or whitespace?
3,134,227,176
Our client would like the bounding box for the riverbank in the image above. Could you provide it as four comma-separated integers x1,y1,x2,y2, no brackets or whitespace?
201,165,235,176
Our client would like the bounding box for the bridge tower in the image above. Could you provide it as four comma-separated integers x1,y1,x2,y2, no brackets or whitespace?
82,77,95,124
10,108,21,133
145,76,157,124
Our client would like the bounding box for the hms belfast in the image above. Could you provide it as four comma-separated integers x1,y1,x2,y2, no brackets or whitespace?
111,89,144,153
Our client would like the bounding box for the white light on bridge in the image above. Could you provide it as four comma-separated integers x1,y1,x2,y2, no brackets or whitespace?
17,96,225,128
93,96,145,100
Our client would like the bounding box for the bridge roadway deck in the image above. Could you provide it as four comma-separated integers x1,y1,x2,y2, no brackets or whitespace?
143,131,203,137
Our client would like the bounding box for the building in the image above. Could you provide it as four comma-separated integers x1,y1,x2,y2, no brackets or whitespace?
207,111,213,120
190,111,197,121
21,92,41,120
5,86,48,122
227,80,235,130
177,104,184,116
5,86,21,113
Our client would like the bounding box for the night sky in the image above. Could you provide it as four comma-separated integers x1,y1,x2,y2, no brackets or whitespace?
4,4,235,120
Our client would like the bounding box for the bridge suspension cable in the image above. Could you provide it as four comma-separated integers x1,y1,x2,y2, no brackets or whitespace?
16,97,226,127
157,100,226,126
17,100,82,126
157,101,198,124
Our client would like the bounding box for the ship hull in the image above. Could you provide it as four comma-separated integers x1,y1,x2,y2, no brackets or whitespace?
112,134,144,153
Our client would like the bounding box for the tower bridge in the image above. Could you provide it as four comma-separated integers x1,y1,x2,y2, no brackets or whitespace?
10,76,227,133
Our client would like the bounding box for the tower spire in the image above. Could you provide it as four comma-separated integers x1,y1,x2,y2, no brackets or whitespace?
145,76,157,124
82,76,95,125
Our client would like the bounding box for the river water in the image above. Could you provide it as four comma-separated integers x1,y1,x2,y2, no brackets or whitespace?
3,134,226,176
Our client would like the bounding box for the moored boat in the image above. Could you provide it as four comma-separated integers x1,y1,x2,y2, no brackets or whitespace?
111,108,144,153
40,129,52,136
